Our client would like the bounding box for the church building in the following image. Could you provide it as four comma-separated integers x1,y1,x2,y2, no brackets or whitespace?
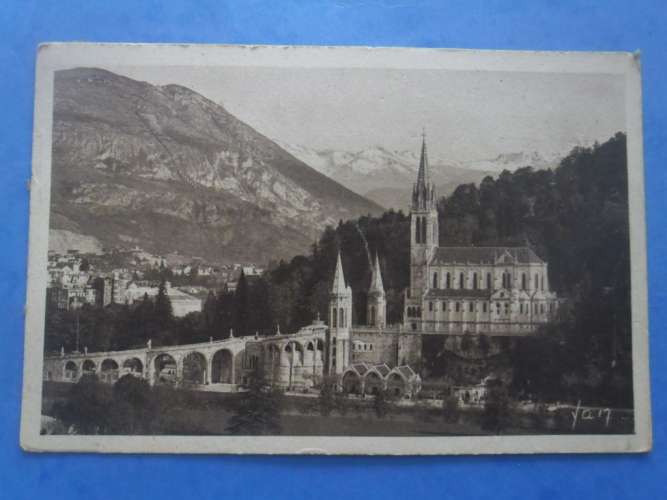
326,133,561,393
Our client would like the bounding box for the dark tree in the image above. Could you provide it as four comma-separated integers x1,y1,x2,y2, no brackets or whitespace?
154,280,173,327
226,370,283,435
108,374,156,434
52,374,110,434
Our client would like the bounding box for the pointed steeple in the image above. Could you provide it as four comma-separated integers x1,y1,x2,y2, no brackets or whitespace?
412,129,436,211
416,129,430,189
331,251,348,294
369,252,385,295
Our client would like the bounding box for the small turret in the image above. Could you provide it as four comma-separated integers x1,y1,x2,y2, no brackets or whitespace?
367,252,387,328
329,251,352,374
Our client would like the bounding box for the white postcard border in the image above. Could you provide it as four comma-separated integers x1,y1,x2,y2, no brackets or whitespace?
20,43,651,455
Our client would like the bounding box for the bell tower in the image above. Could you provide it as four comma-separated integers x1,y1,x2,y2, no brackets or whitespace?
329,252,352,374
409,131,439,299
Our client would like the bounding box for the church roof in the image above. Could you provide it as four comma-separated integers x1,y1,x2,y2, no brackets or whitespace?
429,246,544,266
424,289,492,299
373,363,391,377
394,365,417,379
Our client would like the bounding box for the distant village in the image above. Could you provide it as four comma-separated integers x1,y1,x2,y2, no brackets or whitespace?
46,246,264,317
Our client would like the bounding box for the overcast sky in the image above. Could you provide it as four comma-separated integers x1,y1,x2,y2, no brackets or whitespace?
114,64,626,161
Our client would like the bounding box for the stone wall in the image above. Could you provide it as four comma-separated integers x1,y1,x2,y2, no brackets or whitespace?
349,329,422,369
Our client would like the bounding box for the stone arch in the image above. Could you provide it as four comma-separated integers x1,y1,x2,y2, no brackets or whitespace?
285,341,304,366
305,341,316,366
211,349,234,384
122,357,143,376
100,358,120,384
82,359,96,374
153,353,177,385
342,369,362,394
364,370,384,395
182,351,207,385
387,372,406,398
64,360,78,380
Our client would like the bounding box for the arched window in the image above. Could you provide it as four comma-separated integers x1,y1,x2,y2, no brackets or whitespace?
332,307,337,328
521,273,527,290
415,216,420,243
486,273,492,289
455,302,460,312
534,273,539,290
446,272,451,289
473,273,478,290
339,308,344,328
421,217,428,244
369,306,375,326
442,301,447,311
433,272,439,289
429,302,433,312
483,302,488,313
541,275,545,291
459,272,465,289
469,302,474,312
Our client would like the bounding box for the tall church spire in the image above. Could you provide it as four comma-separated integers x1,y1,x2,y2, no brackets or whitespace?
416,128,430,189
412,129,436,211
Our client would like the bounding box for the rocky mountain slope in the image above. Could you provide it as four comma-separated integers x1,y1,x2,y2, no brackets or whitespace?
50,68,382,264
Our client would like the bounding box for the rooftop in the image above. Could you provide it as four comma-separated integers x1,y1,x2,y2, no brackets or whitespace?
430,246,544,266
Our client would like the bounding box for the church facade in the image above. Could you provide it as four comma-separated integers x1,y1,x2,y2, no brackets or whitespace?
326,134,561,395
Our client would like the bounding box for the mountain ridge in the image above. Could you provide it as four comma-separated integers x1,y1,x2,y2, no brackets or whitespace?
276,142,567,210
50,67,382,264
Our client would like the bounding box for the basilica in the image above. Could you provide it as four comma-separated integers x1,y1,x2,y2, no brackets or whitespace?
327,134,561,394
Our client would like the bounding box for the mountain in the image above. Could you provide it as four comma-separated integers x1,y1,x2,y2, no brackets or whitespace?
276,143,495,210
459,150,563,174
49,68,382,264
278,143,567,211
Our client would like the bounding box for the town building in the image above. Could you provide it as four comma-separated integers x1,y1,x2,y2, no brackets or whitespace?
123,281,202,317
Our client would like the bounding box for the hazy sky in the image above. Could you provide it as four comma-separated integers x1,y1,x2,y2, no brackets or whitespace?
114,65,626,161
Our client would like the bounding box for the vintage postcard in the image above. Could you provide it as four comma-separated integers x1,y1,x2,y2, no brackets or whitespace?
21,43,650,454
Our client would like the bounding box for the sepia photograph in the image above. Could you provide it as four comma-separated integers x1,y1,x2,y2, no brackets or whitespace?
20,44,650,454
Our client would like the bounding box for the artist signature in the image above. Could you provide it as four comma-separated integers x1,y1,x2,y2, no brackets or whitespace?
570,400,612,430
